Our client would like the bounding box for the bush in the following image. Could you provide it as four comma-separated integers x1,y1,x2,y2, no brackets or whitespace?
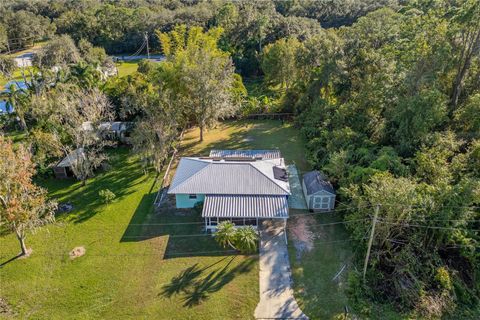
99,189,116,204
435,267,452,291
193,201,203,214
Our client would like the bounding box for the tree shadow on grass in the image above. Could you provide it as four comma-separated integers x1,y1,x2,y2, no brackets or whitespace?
160,256,256,307
40,147,150,224
0,253,22,267
179,120,308,169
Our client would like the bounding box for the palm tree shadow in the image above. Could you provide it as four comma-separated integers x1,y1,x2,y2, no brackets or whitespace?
159,256,256,307
161,263,204,298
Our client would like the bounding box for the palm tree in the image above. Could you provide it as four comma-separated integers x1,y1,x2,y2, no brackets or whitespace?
214,221,259,254
214,221,237,251
234,226,259,254
2,83,29,132
69,63,102,89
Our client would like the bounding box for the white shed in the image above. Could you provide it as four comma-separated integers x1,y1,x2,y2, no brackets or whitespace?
302,171,336,211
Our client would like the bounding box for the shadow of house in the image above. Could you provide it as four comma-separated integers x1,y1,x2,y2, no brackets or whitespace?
121,193,235,258
160,256,256,307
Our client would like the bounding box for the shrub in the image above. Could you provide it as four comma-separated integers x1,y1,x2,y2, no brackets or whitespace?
435,267,452,291
193,201,203,214
99,189,116,204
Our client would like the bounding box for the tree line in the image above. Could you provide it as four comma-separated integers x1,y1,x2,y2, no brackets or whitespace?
257,1,479,318
1,0,479,318
0,0,398,76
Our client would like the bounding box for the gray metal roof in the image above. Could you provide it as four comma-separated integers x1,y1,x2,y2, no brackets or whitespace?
209,149,281,159
303,171,335,195
202,195,288,218
168,157,290,195
56,148,84,168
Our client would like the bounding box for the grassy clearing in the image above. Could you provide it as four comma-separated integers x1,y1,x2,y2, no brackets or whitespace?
115,61,139,77
1,120,358,319
288,211,353,319
181,120,309,171
0,145,258,319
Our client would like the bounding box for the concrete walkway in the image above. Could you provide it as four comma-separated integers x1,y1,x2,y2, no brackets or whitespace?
255,220,308,319
287,165,307,210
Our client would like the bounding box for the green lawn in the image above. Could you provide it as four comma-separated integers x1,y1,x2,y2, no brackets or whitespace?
115,61,139,77
0,120,308,319
0,120,360,319
180,120,309,171
0,68,31,88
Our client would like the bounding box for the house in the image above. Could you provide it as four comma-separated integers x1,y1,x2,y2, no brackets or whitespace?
82,121,133,144
302,171,336,211
53,148,84,179
167,150,291,231
98,121,133,144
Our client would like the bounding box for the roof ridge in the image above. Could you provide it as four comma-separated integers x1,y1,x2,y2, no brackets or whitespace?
248,162,291,195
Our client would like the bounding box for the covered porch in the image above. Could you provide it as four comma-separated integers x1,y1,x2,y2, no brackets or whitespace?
202,194,289,232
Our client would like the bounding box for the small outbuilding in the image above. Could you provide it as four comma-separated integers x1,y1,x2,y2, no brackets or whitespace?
302,171,336,211
53,148,84,179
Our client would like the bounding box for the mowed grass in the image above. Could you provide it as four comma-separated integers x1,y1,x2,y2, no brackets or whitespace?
115,61,139,77
1,120,307,320
181,120,309,171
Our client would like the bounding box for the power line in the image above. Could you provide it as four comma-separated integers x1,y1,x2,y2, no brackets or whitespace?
386,238,479,249
379,217,480,223
376,219,480,232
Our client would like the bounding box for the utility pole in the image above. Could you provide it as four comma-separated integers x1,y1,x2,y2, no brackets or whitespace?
144,32,150,59
363,204,380,282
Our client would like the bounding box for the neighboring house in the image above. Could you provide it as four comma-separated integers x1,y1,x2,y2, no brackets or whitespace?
82,121,133,144
99,121,133,144
302,171,336,211
167,150,291,231
53,148,84,179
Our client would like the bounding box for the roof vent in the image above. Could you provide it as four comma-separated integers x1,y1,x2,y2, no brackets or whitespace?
273,166,288,182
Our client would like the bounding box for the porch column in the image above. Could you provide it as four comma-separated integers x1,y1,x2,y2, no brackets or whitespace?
284,218,288,245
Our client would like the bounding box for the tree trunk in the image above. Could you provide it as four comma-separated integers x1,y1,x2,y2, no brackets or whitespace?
81,178,87,187
199,125,204,142
451,29,480,112
15,231,28,256
19,116,28,133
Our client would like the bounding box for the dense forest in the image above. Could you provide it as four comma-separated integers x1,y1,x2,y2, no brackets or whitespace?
1,0,479,319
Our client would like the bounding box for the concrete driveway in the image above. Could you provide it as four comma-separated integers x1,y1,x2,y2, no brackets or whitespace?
255,220,308,319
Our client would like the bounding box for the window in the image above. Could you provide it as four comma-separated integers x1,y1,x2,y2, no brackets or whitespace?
189,194,197,199
313,196,330,209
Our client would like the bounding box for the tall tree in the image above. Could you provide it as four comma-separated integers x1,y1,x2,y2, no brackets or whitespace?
33,35,81,69
261,37,303,90
43,86,114,186
157,25,241,141
0,137,56,256
1,83,30,132
450,0,480,111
